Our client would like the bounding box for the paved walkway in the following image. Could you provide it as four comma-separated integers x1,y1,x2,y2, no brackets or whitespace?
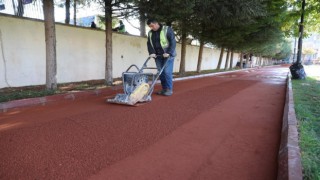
0,66,288,180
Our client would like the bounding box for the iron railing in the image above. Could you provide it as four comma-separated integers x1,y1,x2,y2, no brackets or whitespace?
0,0,44,20
0,0,100,28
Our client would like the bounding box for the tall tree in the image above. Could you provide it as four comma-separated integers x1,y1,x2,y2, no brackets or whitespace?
43,0,57,90
224,48,230,70
190,1,213,72
175,1,195,75
285,0,320,35
16,0,24,16
139,10,146,36
229,49,234,69
11,0,29,16
103,0,113,85
132,0,148,36
240,52,244,68
58,0,87,25
216,47,225,70
94,0,132,85
73,0,77,25
179,26,187,74
208,0,292,64
190,0,267,70
65,0,71,24
296,0,305,64
196,41,204,73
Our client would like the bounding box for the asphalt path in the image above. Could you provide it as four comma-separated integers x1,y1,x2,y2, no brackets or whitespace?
0,66,288,180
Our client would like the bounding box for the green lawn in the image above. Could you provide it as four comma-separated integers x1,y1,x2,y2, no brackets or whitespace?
0,80,108,103
292,76,320,180
0,89,55,103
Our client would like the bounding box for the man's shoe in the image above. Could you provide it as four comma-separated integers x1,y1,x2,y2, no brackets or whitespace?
163,89,173,96
157,89,166,95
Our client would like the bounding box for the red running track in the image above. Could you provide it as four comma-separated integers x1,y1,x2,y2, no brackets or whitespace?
0,66,288,180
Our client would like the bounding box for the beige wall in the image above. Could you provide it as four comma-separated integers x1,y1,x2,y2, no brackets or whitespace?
0,15,239,88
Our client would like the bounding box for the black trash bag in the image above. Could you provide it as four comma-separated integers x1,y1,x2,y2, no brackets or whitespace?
290,63,307,79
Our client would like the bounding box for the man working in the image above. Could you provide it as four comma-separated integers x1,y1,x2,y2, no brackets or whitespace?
147,19,176,96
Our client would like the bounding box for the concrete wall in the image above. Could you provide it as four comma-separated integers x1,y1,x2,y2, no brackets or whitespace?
0,15,239,88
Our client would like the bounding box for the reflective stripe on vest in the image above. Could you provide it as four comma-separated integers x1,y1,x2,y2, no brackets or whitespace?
148,26,169,50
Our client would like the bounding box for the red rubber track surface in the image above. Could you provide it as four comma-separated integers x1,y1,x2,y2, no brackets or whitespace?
0,66,288,180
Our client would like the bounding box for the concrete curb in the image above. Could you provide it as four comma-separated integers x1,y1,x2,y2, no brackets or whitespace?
173,69,249,82
0,68,252,112
277,73,303,180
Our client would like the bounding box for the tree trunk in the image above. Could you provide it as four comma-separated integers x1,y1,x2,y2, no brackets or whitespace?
245,54,249,68
258,55,262,66
240,52,244,68
296,0,305,64
229,49,234,69
105,1,113,85
43,0,57,90
196,41,204,73
256,56,260,66
224,48,230,70
139,11,146,36
12,0,17,15
65,0,70,24
216,47,224,70
17,0,24,16
179,28,187,75
73,0,77,25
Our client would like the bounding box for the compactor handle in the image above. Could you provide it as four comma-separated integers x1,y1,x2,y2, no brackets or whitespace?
125,65,140,72
140,55,170,73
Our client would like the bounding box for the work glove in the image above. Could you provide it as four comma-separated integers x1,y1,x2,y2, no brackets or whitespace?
149,54,156,58
163,53,170,58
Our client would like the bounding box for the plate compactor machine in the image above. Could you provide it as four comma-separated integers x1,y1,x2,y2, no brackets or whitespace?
107,56,169,106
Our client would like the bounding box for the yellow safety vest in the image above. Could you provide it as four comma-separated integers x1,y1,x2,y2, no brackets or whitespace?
148,26,169,49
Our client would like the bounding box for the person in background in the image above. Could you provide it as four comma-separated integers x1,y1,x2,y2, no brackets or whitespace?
90,21,97,28
112,20,126,33
147,19,176,96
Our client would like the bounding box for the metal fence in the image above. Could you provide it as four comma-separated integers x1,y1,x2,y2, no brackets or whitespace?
0,0,44,20
0,0,101,28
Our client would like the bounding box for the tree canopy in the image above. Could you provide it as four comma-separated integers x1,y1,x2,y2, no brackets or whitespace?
53,0,317,62
133,0,296,60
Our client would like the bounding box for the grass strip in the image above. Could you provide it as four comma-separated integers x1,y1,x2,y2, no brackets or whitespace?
292,77,320,180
